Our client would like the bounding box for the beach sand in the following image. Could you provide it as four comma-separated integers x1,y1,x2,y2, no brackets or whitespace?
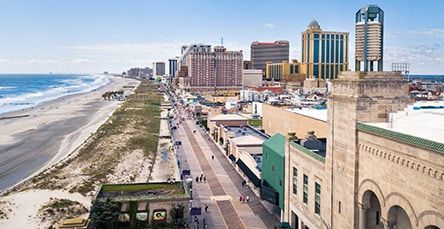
0,75,145,228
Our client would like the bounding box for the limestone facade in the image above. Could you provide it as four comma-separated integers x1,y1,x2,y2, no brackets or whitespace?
283,71,443,229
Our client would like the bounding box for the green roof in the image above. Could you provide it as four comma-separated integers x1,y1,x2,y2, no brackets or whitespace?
357,123,444,153
94,182,190,202
263,133,285,157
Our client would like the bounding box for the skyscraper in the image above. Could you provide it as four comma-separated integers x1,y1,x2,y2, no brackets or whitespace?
301,20,349,80
355,5,384,72
250,40,289,75
152,62,165,77
180,46,243,93
168,58,178,77
178,43,212,67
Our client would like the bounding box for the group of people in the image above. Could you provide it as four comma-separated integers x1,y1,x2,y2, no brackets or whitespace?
195,173,206,183
239,195,250,203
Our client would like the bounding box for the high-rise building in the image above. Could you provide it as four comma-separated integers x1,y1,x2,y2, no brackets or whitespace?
278,5,443,229
152,62,165,77
251,40,289,75
178,43,212,67
301,20,349,80
179,46,243,93
355,5,384,72
168,58,178,77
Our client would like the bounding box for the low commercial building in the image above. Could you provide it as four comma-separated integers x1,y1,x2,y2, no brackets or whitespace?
262,104,327,138
93,182,191,228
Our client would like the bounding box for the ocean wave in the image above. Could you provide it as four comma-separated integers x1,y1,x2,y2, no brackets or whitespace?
0,74,110,115
0,86,17,90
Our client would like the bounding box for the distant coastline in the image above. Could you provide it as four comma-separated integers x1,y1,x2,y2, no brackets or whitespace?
406,74,444,82
0,73,110,115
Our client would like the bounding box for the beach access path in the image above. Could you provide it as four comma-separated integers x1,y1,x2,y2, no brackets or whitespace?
0,76,140,193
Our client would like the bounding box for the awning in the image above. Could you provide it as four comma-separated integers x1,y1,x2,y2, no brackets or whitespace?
236,159,260,187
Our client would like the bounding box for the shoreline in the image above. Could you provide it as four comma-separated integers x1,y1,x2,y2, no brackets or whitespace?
0,80,183,229
0,75,140,194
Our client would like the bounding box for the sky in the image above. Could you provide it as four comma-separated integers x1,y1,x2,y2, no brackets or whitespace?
0,0,443,75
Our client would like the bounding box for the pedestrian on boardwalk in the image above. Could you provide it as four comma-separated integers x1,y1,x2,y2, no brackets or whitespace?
239,196,242,202
204,204,208,212
203,176,206,182
196,176,199,182
199,176,202,182
212,155,214,160
242,196,245,203
246,196,250,202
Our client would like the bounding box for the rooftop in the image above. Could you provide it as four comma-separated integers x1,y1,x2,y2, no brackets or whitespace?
210,114,248,121
230,135,265,145
366,101,444,144
287,107,327,122
225,125,269,140
94,182,190,202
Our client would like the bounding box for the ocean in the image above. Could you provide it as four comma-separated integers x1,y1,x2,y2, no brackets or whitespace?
0,73,110,115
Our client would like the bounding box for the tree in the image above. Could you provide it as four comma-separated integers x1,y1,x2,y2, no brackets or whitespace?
89,198,121,229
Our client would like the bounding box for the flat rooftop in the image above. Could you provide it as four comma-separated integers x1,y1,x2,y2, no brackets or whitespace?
287,107,327,122
94,182,189,201
366,101,444,144
225,126,269,140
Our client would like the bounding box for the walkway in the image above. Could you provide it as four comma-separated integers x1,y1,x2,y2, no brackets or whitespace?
172,105,280,229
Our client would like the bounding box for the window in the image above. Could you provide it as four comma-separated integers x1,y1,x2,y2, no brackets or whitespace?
339,201,341,214
303,175,308,204
292,167,298,195
315,182,321,215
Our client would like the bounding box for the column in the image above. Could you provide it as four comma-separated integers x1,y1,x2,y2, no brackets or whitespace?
358,203,369,229
380,218,390,229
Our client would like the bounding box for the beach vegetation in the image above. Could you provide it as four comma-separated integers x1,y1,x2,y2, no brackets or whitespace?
38,198,88,226
17,80,163,197
0,200,13,219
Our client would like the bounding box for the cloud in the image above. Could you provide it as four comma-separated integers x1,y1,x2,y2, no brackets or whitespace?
0,59,11,63
26,59,60,64
403,28,444,38
73,58,90,64
384,43,444,74
263,23,275,29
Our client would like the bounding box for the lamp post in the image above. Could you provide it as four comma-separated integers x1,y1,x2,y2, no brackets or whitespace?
189,199,193,226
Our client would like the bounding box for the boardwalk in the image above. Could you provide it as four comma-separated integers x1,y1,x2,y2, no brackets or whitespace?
171,105,280,229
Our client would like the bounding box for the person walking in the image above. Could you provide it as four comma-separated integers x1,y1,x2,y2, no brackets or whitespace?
204,204,208,212
211,155,214,160
246,196,250,202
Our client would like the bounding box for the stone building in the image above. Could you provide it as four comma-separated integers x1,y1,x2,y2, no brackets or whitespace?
262,104,327,138
283,71,444,229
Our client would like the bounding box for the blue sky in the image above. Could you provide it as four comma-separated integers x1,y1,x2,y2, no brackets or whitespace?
0,0,443,74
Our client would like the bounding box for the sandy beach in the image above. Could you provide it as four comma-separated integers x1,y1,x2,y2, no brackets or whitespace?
0,77,181,228
0,76,139,228
0,75,139,193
